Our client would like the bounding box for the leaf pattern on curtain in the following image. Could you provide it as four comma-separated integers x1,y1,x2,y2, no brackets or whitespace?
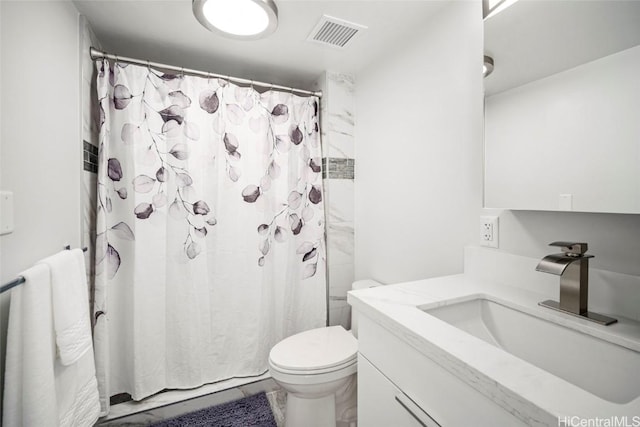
96,60,325,279
243,102,325,275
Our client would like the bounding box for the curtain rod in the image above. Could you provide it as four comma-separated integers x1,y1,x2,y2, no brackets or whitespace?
89,47,322,98
0,246,88,294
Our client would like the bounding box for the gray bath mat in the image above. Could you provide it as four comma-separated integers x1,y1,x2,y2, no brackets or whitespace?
151,392,277,427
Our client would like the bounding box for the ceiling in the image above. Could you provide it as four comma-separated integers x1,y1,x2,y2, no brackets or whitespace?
73,0,448,90
484,0,640,96
73,1,640,96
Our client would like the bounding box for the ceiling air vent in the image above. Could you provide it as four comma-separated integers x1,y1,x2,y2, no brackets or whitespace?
307,15,367,49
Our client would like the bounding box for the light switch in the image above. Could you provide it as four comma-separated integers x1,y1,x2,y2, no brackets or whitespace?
0,191,15,235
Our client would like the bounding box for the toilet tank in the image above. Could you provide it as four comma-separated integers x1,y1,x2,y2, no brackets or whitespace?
350,279,382,338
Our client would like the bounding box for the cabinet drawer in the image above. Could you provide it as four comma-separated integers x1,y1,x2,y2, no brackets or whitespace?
359,354,441,427
358,315,528,427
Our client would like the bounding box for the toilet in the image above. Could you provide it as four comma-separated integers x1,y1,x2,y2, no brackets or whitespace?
268,280,381,427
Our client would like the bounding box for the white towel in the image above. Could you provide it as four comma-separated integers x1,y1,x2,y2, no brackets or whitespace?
3,251,101,427
39,249,93,365
3,264,59,427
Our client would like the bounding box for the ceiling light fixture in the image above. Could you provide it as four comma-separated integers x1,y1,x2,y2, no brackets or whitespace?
483,56,495,77
193,0,278,40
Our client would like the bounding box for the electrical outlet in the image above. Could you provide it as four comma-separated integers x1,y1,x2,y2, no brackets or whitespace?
480,216,499,248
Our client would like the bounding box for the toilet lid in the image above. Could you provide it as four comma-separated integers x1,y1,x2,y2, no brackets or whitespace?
269,326,357,372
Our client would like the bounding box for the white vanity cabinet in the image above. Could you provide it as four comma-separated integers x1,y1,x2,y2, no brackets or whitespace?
357,315,529,427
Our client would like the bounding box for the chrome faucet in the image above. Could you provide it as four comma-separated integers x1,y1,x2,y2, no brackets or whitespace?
536,242,617,325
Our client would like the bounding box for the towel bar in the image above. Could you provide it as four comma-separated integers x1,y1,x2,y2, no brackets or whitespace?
0,246,88,294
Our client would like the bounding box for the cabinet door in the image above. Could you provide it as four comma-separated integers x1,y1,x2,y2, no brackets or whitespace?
358,354,441,427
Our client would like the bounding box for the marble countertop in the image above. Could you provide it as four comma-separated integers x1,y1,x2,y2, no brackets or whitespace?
348,274,640,425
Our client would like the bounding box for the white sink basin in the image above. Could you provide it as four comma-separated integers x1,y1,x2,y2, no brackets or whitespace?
424,298,640,404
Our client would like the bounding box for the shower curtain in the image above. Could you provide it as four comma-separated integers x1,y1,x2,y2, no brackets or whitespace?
93,59,326,412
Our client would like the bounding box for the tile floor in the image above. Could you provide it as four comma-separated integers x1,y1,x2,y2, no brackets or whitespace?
97,377,286,426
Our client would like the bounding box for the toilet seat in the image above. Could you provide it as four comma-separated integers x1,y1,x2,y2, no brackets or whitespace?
269,357,357,387
270,356,357,376
269,326,357,377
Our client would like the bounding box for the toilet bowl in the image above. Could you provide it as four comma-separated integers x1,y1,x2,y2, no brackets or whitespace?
269,326,357,427
268,279,381,427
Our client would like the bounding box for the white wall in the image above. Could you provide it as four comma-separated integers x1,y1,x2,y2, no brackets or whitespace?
0,0,81,408
482,39,640,278
483,209,640,277
353,0,640,286
354,1,484,283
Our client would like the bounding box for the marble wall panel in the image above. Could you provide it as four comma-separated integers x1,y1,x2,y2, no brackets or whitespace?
314,71,356,328
80,16,102,313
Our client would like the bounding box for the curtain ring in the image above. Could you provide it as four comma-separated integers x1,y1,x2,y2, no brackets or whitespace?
250,80,254,91
114,54,119,65
146,59,151,72
180,67,185,78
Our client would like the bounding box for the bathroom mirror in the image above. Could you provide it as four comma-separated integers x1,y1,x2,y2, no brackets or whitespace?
483,1,640,213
